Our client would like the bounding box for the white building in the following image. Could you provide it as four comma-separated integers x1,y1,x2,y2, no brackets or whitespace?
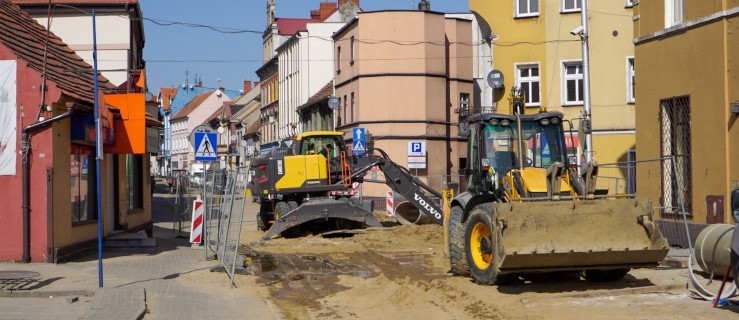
276,22,346,139
170,89,232,173
14,0,145,87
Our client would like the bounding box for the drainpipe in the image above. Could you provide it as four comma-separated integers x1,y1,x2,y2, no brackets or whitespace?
21,107,76,262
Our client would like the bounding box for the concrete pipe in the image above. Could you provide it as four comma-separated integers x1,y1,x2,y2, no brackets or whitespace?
694,224,735,278
394,201,433,225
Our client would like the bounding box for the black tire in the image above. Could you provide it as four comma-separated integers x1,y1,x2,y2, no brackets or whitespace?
274,201,290,220
287,201,299,212
257,201,272,231
464,208,505,285
584,269,630,282
349,196,360,207
448,206,469,276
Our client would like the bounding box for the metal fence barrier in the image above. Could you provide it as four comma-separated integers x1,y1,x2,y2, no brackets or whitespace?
202,167,249,288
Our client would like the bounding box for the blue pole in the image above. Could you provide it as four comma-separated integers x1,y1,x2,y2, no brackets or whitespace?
92,9,104,288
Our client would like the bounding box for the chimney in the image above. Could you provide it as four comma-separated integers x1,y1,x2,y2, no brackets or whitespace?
243,81,252,93
418,0,430,11
197,81,203,87
310,9,320,20
319,2,337,21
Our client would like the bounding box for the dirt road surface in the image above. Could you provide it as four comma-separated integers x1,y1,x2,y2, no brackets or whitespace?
232,207,738,320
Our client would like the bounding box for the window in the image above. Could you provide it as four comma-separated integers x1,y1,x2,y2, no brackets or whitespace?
627,57,635,103
350,36,355,64
562,0,581,13
343,95,347,124
665,0,683,27
660,96,691,216
562,61,583,105
336,46,342,73
350,92,355,123
516,0,539,18
71,145,96,223
460,93,470,112
516,64,541,106
126,154,143,211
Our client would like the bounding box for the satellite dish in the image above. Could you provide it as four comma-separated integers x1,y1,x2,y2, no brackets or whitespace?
328,96,340,110
487,70,504,89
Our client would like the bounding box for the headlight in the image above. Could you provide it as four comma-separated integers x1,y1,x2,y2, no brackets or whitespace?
489,119,499,126
550,117,560,125
540,118,550,126
501,119,511,127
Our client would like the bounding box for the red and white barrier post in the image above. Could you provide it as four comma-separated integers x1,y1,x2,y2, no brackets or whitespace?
386,190,394,217
190,199,204,244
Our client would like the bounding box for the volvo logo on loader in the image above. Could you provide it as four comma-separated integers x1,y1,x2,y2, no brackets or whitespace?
414,193,442,220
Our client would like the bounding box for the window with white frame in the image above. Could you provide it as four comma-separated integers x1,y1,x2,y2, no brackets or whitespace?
627,57,635,103
562,0,581,13
516,0,539,18
516,64,541,106
665,0,683,27
562,61,583,105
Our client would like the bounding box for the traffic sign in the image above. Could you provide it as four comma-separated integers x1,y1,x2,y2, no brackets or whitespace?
353,127,366,155
408,141,426,156
194,132,218,161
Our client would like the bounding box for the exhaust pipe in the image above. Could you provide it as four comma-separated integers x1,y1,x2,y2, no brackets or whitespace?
394,201,432,225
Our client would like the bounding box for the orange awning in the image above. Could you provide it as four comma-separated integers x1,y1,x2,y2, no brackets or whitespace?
104,93,146,154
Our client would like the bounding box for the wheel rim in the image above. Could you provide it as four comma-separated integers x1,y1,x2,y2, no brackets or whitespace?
470,221,493,270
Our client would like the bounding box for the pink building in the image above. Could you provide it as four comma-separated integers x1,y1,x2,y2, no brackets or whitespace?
333,10,473,198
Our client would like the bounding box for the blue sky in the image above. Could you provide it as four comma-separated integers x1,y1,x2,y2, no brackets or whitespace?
139,0,470,94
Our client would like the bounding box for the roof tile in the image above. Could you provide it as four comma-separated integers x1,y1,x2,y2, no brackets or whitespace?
0,0,114,103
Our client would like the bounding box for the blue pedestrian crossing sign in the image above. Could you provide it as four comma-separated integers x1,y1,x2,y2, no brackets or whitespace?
194,132,218,161
352,127,366,155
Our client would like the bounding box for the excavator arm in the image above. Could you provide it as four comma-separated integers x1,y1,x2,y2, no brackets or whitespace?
347,149,445,226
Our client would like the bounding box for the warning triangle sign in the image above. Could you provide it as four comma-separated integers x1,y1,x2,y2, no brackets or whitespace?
353,141,365,151
195,134,215,157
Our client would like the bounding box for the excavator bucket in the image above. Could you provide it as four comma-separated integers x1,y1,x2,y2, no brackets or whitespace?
262,198,382,240
491,198,669,273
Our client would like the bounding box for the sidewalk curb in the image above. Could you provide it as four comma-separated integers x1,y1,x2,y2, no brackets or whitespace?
0,289,94,298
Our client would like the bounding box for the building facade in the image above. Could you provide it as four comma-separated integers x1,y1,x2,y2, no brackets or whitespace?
0,0,152,262
277,21,349,139
470,0,638,173
333,10,473,197
12,0,145,87
634,1,739,224
170,89,233,173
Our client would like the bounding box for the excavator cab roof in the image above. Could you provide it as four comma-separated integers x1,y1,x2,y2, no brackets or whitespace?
465,111,564,124
295,131,344,140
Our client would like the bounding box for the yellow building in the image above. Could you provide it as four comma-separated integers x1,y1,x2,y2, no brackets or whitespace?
634,1,739,227
470,1,638,186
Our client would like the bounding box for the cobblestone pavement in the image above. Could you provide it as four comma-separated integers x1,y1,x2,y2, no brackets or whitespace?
0,191,278,320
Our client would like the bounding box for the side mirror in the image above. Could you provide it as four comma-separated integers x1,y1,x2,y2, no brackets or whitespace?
732,188,739,223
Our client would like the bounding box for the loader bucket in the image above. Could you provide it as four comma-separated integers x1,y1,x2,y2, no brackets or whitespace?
491,198,669,273
262,198,382,240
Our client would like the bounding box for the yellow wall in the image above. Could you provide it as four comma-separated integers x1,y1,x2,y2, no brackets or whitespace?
635,3,738,223
470,0,635,166
51,115,152,250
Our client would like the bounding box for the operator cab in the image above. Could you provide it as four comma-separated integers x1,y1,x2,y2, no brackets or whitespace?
294,131,346,159
474,112,569,176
